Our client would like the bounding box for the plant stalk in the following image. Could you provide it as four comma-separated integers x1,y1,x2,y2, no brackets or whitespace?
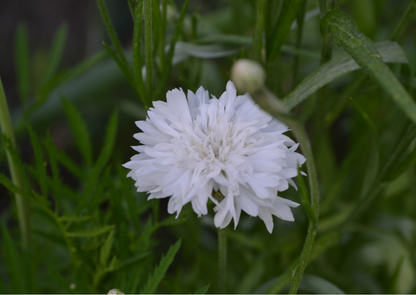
0,76,30,251
218,228,227,293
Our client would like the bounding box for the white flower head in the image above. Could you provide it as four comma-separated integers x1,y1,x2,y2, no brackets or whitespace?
123,81,305,233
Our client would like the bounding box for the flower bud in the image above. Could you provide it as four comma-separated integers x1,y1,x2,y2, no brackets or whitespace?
231,59,266,94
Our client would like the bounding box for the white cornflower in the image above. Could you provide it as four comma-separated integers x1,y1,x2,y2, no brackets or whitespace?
123,81,305,233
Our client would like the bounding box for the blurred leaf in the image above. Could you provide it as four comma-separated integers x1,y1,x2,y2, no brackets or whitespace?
297,165,317,224
62,97,93,168
321,10,416,125
299,274,345,294
132,0,147,104
100,229,114,267
383,143,416,182
1,223,25,293
58,215,92,222
96,0,130,74
140,239,181,294
283,41,409,110
155,0,189,100
42,24,68,85
267,0,305,62
14,23,30,103
236,261,264,293
390,0,416,41
194,284,210,294
27,126,48,196
66,225,114,238
43,133,86,180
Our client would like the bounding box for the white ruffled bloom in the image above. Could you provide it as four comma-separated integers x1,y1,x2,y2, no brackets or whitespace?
123,81,305,233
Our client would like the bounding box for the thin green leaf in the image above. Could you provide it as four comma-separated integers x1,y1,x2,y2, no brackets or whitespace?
96,0,130,72
1,223,25,293
42,24,68,85
100,229,114,267
62,97,93,168
118,251,150,269
43,133,86,180
299,274,345,294
283,41,409,110
155,0,189,100
383,140,416,182
144,0,154,101
66,225,114,238
251,0,265,62
132,0,147,104
194,284,211,294
390,0,416,41
267,0,305,63
77,111,118,213
14,23,30,104
349,97,379,143
58,215,93,223
297,166,317,224
28,126,48,196
102,42,136,90
321,10,416,125
140,239,182,294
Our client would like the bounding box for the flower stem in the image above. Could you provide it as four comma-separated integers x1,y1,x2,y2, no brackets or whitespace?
0,76,30,251
218,228,227,293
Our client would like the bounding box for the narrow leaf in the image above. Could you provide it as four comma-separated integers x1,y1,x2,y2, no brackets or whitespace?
321,10,416,125
140,239,181,294
100,229,114,267
1,223,25,293
27,126,48,196
66,225,114,238
194,284,210,294
267,0,305,62
299,274,345,294
42,24,68,85
283,41,409,110
62,97,93,168
14,23,30,103
58,215,93,222
43,133,86,180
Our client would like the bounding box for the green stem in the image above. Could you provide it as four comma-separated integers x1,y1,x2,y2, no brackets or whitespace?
144,0,154,103
249,88,319,294
218,228,227,293
0,76,30,251
251,0,265,63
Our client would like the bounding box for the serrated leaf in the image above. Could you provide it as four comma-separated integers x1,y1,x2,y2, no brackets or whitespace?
283,41,409,110
66,225,114,238
140,239,181,294
61,97,93,168
321,10,416,125
194,284,210,294
14,23,30,103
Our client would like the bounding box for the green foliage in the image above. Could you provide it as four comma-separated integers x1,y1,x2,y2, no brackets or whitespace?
1,0,416,293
